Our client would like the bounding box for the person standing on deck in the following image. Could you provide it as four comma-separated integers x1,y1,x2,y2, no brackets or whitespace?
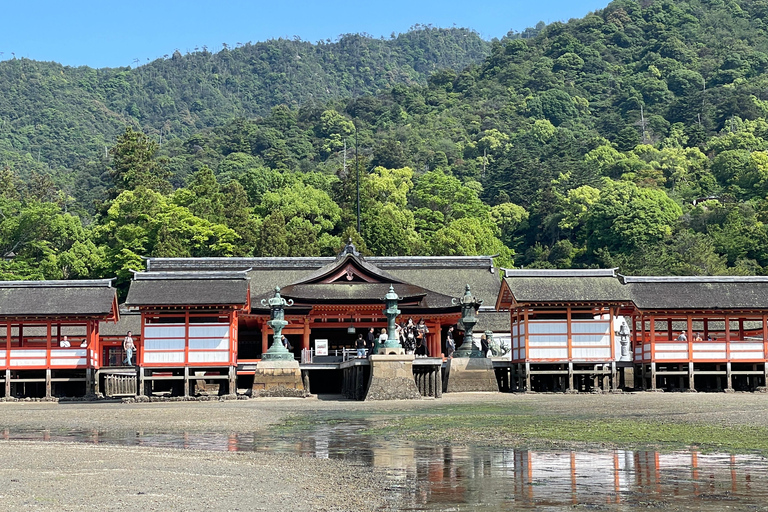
123,331,135,366
445,326,455,358
355,334,366,358
366,327,376,358
480,333,490,357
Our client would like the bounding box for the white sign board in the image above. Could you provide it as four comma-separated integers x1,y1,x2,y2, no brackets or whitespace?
315,339,328,356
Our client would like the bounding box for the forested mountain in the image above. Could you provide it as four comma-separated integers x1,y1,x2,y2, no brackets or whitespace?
0,26,489,171
5,0,768,291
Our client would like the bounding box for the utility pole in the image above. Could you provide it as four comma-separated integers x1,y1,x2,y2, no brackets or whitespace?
640,104,647,144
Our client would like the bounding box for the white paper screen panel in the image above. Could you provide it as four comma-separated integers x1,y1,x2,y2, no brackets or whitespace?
571,321,610,334
571,335,610,346
528,336,567,346
51,358,87,366
189,325,229,338
188,352,230,363
144,352,184,363
51,349,87,357
528,322,567,334
731,343,764,351
731,352,765,360
529,348,568,359
655,352,689,360
572,348,611,359
144,339,185,351
188,338,229,350
11,350,47,358
693,343,725,351
657,343,688,352
693,351,726,359
144,325,186,338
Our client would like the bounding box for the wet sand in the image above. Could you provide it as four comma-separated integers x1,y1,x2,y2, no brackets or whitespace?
2,392,768,511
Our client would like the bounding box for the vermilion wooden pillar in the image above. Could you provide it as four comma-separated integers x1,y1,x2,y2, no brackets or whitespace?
302,318,310,352
261,321,269,355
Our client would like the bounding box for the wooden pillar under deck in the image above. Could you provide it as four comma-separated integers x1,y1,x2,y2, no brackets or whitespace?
261,322,269,355
649,314,656,390
725,315,733,391
525,362,531,392
302,318,310,353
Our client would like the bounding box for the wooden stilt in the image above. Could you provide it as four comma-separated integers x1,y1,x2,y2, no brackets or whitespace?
138,367,146,397
525,362,531,392
184,367,190,397
5,369,10,398
86,368,93,395
45,369,51,398
611,361,618,391
568,361,574,391
726,362,733,391
228,366,236,396
650,363,657,391
688,362,695,392
763,363,768,389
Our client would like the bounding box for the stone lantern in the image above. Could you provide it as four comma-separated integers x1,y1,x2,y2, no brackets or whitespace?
618,322,631,362
452,284,483,358
261,286,295,361
380,284,404,353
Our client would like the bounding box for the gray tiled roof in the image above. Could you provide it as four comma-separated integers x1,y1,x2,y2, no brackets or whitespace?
100,311,141,336
0,280,116,317
502,272,631,304
125,271,249,306
145,255,502,308
624,276,768,310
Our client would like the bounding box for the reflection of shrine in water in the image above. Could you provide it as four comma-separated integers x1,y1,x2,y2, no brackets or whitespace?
227,427,768,509
6,425,768,509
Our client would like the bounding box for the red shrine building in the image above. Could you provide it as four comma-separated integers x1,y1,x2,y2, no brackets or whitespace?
4,252,768,398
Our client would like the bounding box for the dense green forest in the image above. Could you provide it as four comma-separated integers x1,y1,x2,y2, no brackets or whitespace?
5,0,768,292
0,27,489,172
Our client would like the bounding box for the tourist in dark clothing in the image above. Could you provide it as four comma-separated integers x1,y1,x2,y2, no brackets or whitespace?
480,333,489,357
445,326,455,358
366,327,376,357
355,333,366,358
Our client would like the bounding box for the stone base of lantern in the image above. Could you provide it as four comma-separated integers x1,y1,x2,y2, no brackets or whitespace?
445,357,499,393
251,360,307,397
365,354,420,400
377,346,405,355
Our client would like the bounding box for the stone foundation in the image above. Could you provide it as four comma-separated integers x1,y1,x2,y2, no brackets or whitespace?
445,357,499,393
365,354,421,401
252,360,306,397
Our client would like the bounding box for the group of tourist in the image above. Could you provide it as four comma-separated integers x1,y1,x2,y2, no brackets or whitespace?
58,336,88,348
354,318,432,358
676,331,713,342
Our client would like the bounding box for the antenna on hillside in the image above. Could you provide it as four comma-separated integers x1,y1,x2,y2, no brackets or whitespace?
133,58,139,68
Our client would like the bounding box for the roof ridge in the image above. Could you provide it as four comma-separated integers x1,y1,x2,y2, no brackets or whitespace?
132,270,250,281
0,279,114,288
621,275,768,283
503,268,618,278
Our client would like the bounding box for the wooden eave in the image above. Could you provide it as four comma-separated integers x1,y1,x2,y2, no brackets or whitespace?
136,303,246,312
630,307,768,316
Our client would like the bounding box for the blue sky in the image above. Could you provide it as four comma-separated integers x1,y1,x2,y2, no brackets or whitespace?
0,0,610,68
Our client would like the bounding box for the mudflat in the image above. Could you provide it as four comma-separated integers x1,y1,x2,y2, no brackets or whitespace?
2,392,768,511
